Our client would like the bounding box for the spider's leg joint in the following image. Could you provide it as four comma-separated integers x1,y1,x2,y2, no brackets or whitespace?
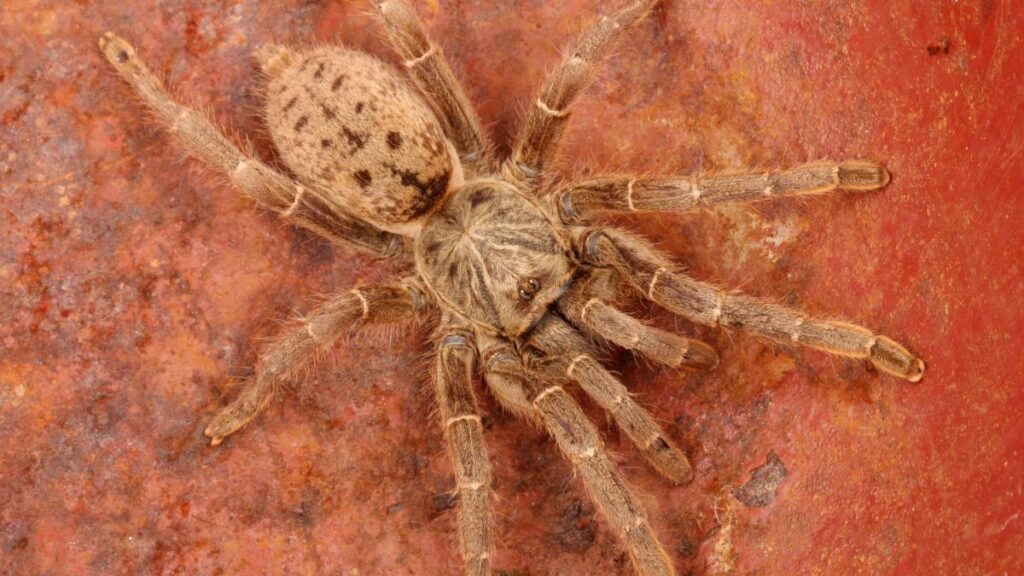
400,278,427,311
711,290,724,325
280,185,305,219
441,333,472,349
626,178,638,211
532,384,564,406
351,288,370,320
559,189,581,223
231,159,250,180
170,109,189,133
624,515,647,535
535,98,569,118
791,317,804,342
565,354,589,378
644,433,663,448
864,335,879,357
690,177,703,203
647,267,667,300
579,298,600,322
305,320,326,345
512,160,539,179
403,45,435,68
583,229,606,263
446,414,483,428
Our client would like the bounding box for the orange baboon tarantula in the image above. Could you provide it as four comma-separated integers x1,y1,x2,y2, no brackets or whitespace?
100,0,924,574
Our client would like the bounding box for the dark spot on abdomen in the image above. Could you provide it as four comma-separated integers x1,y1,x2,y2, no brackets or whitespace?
387,132,403,150
355,102,364,114
383,163,450,219
332,75,347,91
353,170,372,189
340,126,368,155
282,95,298,113
313,62,325,79
389,165,448,198
294,116,308,132
321,138,333,149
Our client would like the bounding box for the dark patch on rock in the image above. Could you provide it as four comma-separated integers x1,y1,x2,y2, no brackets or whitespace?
553,499,596,553
733,450,788,508
677,535,699,558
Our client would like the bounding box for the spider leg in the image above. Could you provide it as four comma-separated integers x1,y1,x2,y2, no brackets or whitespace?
433,327,493,576
204,280,430,445
576,228,926,382
375,0,492,175
525,315,693,484
98,33,402,258
482,342,675,576
506,0,662,185
558,268,718,370
556,161,891,223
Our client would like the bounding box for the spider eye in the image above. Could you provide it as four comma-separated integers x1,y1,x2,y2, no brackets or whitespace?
518,277,541,301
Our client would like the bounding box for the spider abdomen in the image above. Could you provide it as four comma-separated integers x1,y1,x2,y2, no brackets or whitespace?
262,46,458,232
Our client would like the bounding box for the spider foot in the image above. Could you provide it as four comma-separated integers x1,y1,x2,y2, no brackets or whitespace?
204,396,260,446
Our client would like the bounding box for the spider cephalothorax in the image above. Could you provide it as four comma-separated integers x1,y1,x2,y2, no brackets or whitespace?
416,180,576,337
100,1,924,574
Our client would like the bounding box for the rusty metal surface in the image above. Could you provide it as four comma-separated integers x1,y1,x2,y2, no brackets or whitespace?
2,1,1023,574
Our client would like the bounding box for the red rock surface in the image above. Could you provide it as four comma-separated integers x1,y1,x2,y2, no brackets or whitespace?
2,1,1022,574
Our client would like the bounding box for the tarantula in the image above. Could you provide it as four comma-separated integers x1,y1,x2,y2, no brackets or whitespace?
99,1,924,574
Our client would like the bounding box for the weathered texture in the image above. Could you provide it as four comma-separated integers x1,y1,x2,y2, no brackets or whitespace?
1,1,1023,575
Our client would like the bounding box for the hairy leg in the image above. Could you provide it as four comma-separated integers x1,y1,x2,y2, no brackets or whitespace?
204,281,429,445
375,0,492,174
433,328,493,576
556,161,891,223
98,32,402,257
576,228,925,381
525,315,693,484
482,342,675,576
558,269,718,370
507,0,661,185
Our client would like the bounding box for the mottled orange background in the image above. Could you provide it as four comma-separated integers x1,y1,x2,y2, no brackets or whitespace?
2,1,1022,574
